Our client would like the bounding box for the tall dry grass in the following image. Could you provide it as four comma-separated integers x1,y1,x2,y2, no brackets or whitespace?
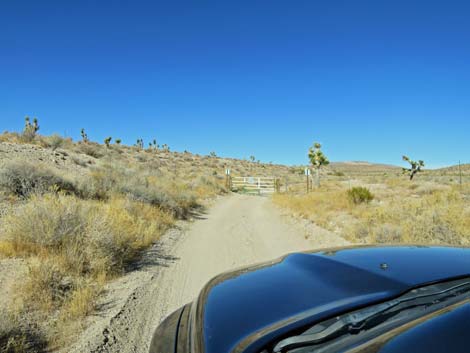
0,192,175,348
0,149,228,350
0,126,295,351
274,179,470,246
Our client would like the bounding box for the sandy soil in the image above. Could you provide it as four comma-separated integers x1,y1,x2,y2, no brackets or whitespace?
68,194,349,353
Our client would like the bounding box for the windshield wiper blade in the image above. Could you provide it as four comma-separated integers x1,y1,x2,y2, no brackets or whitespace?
273,280,470,353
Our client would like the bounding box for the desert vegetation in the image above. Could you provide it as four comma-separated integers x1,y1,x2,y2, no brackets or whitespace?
1,119,467,351
308,141,329,187
274,156,470,246
0,161,212,350
275,144,468,246
0,119,299,352
402,155,425,180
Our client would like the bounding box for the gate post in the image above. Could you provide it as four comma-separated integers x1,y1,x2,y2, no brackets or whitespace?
225,168,231,190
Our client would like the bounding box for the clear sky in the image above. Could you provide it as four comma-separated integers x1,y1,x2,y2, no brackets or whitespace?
1,1,469,168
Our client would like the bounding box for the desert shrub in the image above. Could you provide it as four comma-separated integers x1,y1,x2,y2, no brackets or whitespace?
76,168,119,200
374,224,402,243
0,132,21,144
74,163,205,218
192,176,226,197
71,155,91,167
414,183,450,195
0,194,174,276
119,180,184,217
136,154,149,163
346,190,468,245
273,188,349,229
346,223,370,243
23,259,75,311
347,187,374,204
0,161,77,198
1,194,88,259
44,134,65,151
77,143,104,159
332,170,345,177
401,208,464,245
0,313,46,353
61,285,100,320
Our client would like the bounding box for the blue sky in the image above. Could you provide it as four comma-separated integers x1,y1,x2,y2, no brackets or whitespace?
1,1,469,168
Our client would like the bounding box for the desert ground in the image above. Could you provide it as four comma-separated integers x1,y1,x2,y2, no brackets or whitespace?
0,127,468,352
67,194,349,353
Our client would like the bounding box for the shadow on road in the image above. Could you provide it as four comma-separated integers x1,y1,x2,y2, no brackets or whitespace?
131,245,180,271
186,206,208,220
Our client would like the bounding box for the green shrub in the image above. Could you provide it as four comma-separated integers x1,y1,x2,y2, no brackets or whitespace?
347,186,374,204
0,161,77,198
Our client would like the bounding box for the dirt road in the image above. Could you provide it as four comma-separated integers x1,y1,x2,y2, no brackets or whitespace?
70,194,349,353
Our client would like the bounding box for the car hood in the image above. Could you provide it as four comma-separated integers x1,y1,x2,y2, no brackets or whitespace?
191,246,470,353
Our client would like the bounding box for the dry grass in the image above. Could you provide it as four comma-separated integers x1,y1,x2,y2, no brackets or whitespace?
0,127,302,351
0,126,467,351
0,144,228,350
0,311,46,353
274,179,470,246
0,161,77,199
1,124,271,351
0,193,175,348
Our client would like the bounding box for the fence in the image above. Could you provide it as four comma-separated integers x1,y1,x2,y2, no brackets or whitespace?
230,176,277,194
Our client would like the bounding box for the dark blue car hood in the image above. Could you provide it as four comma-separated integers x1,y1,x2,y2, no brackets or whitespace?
192,246,470,353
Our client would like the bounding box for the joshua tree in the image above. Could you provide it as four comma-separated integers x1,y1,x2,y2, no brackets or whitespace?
308,142,329,187
250,155,256,162
210,151,217,157
81,128,89,143
402,155,424,180
147,139,158,150
115,139,122,145
23,116,40,141
135,138,144,149
104,137,112,148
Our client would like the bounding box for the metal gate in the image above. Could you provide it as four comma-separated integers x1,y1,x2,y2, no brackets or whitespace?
230,176,277,194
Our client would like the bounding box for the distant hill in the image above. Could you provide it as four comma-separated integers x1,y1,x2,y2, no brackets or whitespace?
429,163,470,175
328,161,401,176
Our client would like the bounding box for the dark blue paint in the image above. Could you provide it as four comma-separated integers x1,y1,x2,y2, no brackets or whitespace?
376,302,470,353
318,246,470,286
198,246,470,353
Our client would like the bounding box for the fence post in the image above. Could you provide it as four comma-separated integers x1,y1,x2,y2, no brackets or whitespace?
459,160,462,187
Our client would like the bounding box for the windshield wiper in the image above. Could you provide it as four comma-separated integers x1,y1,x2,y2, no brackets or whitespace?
272,279,470,353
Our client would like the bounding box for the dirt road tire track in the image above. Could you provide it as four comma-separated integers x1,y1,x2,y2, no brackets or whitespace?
69,194,349,353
